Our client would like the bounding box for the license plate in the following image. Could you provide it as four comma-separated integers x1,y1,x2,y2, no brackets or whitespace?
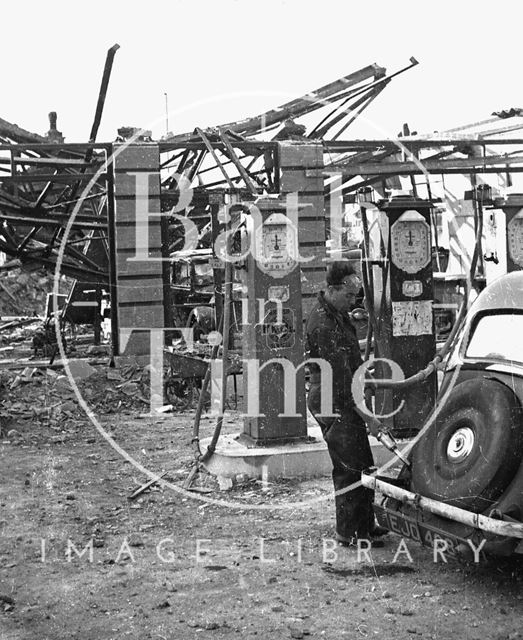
375,504,466,557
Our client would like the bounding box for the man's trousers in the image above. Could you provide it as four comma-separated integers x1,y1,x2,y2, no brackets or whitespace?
308,384,375,540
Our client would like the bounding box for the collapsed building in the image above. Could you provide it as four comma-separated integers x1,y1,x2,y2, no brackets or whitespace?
2,52,522,352
1,51,522,391
3,45,523,557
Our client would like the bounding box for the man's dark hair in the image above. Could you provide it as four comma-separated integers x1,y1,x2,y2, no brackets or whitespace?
326,261,357,286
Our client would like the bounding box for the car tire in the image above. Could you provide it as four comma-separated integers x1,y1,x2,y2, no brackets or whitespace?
411,377,523,512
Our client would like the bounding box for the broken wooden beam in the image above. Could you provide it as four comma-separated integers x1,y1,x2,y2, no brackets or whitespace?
196,128,235,190
217,129,258,195
0,117,47,145
128,470,167,500
321,154,523,176
166,64,386,144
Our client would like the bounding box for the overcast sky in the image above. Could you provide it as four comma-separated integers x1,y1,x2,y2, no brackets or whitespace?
3,0,522,143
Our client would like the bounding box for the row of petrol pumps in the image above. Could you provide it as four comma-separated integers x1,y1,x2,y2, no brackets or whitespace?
228,185,523,560
236,189,523,448
77,131,523,552
238,192,438,446
108,143,523,451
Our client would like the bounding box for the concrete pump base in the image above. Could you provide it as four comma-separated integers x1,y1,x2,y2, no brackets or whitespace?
201,421,407,483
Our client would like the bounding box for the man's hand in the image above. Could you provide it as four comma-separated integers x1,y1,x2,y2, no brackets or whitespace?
365,416,384,438
354,406,386,437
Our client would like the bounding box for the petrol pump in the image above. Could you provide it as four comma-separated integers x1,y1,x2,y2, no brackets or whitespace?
239,197,307,446
367,194,437,436
498,193,523,272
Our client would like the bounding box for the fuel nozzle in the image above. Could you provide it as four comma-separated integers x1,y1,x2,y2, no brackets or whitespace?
375,430,411,468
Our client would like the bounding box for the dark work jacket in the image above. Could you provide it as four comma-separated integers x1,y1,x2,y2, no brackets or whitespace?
306,292,364,414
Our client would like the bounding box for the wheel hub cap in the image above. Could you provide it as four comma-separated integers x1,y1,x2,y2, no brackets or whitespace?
447,427,475,463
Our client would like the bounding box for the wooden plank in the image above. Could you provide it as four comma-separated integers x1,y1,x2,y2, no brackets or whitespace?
128,471,167,500
0,116,47,144
196,128,235,190
215,65,383,136
338,155,523,176
1,173,100,184
0,156,93,168
218,129,258,195
0,213,105,230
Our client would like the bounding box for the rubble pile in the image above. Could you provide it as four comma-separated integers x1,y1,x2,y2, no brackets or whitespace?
0,316,97,360
0,361,153,434
0,319,41,348
76,362,151,413
0,319,241,439
0,269,65,317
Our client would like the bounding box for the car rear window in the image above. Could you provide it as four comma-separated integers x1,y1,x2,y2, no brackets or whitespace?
465,312,523,363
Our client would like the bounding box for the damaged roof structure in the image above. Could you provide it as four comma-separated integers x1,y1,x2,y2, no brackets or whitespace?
2,46,523,345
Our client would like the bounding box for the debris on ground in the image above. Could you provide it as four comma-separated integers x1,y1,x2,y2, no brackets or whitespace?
0,270,69,317
128,471,168,500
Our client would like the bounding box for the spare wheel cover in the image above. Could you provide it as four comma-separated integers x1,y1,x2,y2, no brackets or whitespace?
411,378,523,513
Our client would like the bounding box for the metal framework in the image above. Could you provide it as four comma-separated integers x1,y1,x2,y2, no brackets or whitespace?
3,51,523,318
0,136,110,283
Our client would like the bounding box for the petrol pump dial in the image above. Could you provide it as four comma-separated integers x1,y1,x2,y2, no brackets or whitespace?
256,212,298,278
507,209,523,266
391,210,431,274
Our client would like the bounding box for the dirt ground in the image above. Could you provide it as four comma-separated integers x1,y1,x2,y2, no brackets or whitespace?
1,368,522,640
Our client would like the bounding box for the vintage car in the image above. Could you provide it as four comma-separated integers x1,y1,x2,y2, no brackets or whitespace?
171,248,215,328
363,271,523,558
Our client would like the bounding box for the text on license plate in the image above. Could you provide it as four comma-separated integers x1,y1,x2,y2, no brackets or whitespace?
375,505,465,556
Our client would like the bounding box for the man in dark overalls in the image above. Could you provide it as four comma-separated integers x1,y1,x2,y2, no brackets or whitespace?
307,262,387,546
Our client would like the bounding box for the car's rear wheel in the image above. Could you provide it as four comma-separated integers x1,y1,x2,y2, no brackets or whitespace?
411,378,523,512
